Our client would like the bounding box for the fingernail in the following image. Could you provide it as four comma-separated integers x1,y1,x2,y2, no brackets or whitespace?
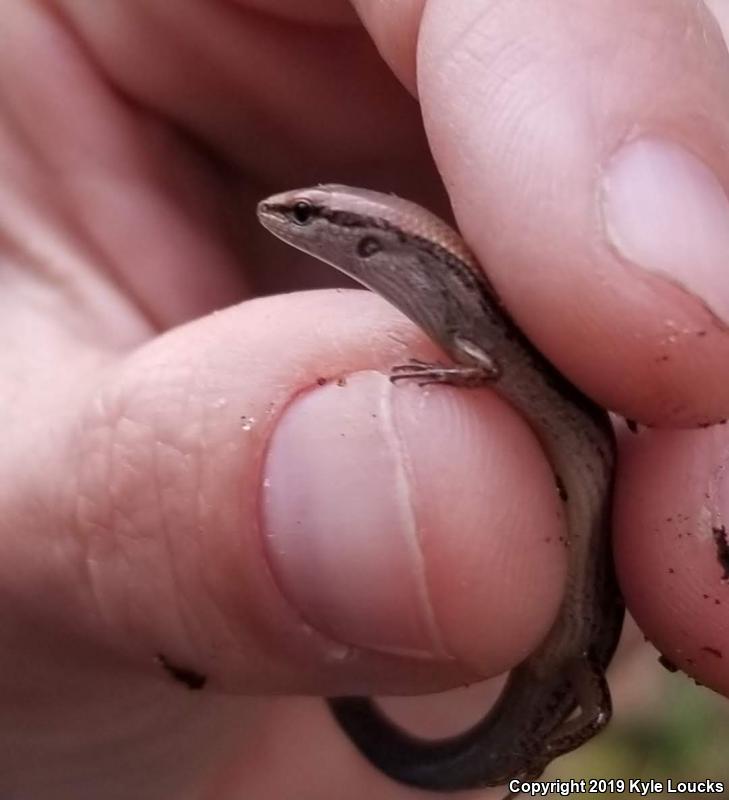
601,138,729,322
261,372,448,660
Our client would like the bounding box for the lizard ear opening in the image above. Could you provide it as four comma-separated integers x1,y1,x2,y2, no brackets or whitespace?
356,235,382,258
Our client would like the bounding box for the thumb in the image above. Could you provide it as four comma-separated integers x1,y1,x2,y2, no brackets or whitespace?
10,290,569,697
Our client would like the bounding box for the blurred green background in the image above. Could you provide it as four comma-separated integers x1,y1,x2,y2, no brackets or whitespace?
550,635,729,799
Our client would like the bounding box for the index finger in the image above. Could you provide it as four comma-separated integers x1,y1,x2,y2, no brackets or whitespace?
358,0,729,427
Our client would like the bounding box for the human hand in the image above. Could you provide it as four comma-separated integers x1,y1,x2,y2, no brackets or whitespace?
4,1,729,798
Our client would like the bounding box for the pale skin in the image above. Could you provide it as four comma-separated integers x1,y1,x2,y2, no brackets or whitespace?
4,1,729,799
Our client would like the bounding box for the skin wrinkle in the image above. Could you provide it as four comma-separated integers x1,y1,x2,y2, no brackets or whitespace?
0,120,155,347
190,411,239,659
426,1,565,120
8,5,236,333
196,401,275,663
83,431,129,638
104,401,180,642
193,402,237,657
0,29,136,305
73,417,113,633
111,416,150,640
149,368,228,659
176,442,253,668
0,165,100,301
0,224,147,354
155,434,196,659
71,389,116,548
428,34,584,225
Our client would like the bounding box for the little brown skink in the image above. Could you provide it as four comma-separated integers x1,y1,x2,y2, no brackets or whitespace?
257,185,625,793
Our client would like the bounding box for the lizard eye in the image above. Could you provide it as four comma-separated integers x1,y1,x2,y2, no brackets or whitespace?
292,200,314,225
